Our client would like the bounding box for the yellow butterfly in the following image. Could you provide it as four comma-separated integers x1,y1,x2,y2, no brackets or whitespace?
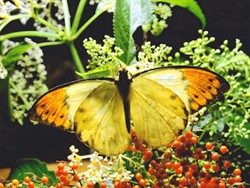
29,66,230,155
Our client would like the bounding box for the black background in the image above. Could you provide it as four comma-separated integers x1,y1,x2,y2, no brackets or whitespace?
0,0,250,168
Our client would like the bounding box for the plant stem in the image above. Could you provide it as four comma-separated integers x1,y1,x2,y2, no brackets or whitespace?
0,14,30,31
72,9,106,40
38,41,64,48
33,15,62,33
71,0,87,34
67,41,85,73
62,0,71,35
0,31,61,41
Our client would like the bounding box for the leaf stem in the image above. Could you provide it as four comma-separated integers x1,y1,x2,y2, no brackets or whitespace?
62,0,71,35
38,41,65,48
0,14,30,31
71,0,87,34
72,9,106,40
0,31,61,41
67,41,85,73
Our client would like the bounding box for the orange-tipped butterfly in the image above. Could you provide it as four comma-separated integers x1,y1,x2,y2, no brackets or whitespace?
29,66,230,155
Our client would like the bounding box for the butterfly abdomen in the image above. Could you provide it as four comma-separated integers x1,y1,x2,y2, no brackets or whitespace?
116,70,132,132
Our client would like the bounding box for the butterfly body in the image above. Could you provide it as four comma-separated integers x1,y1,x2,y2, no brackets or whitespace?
30,66,230,155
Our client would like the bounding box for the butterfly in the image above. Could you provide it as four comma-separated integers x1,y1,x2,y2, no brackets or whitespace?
29,66,230,155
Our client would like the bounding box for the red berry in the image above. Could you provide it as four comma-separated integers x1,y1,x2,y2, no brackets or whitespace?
203,161,211,169
131,146,137,152
71,163,79,169
61,168,68,176
211,152,219,161
56,183,63,188
12,179,19,186
191,136,198,144
139,179,147,187
175,166,183,174
212,164,220,172
173,161,181,169
28,182,35,188
165,161,172,169
135,173,142,181
235,175,242,182
148,167,155,175
205,142,213,150
178,177,186,185
73,174,80,181
100,183,107,188
60,175,67,182
41,176,49,184
223,160,231,169
145,150,153,158
24,176,31,183
114,181,121,188
87,181,94,188
58,163,64,170
219,181,226,188
227,177,235,184
233,168,241,176
185,172,192,179
220,146,228,154
173,140,181,149
131,129,137,136
185,130,193,139
133,185,140,188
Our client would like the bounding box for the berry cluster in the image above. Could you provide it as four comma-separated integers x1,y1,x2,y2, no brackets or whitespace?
55,162,80,187
0,175,49,188
127,130,245,187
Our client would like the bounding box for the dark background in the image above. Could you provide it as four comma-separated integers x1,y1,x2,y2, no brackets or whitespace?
1,1,250,167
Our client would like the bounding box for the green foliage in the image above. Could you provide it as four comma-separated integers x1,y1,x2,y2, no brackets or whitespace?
114,0,153,64
2,42,32,72
152,0,206,27
8,158,58,185
176,31,250,154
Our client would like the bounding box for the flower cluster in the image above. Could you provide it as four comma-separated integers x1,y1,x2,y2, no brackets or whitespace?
0,0,64,30
137,41,172,65
142,3,173,36
83,36,123,70
89,0,116,13
8,38,47,124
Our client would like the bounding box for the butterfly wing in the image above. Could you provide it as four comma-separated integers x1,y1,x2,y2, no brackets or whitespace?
30,79,131,155
73,81,131,155
129,67,229,148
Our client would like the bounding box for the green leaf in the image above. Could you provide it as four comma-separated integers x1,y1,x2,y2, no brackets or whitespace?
152,0,206,28
114,0,153,65
8,158,58,185
2,42,32,71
